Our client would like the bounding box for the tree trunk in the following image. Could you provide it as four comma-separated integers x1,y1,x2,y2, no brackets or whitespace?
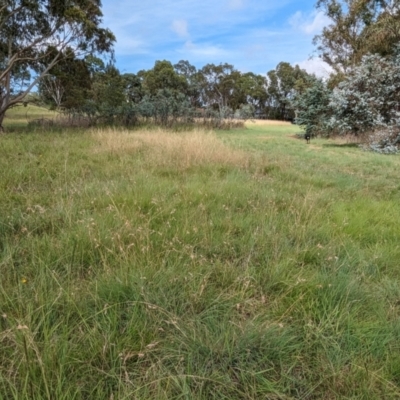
0,111,5,133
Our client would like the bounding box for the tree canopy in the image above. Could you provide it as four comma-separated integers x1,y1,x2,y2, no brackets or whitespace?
0,0,115,129
314,0,400,75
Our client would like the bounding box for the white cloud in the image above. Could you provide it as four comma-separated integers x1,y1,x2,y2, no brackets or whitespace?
295,58,334,79
171,19,189,38
289,10,330,35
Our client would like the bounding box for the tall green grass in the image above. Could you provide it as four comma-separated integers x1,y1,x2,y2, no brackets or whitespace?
1,122,400,399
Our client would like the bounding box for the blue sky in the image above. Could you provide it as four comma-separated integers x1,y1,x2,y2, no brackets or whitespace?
101,0,333,78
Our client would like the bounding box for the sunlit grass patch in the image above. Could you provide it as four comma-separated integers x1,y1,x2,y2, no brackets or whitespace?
3,105,59,129
246,119,294,127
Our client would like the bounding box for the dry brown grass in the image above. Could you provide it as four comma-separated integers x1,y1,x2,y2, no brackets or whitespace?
91,127,249,169
326,133,363,144
246,119,293,127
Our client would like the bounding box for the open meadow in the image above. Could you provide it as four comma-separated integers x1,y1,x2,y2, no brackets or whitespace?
1,108,400,399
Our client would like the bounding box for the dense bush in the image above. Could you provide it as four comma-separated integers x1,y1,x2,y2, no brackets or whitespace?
328,52,400,135
325,50,400,152
293,77,332,137
292,48,400,153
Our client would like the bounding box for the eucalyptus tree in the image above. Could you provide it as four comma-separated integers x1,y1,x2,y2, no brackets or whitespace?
122,73,144,104
142,60,187,97
38,51,92,110
198,63,236,115
174,60,201,107
0,0,114,130
365,1,400,56
266,62,310,120
314,0,400,75
239,72,269,116
224,69,248,111
89,63,126,123
328,51,400,135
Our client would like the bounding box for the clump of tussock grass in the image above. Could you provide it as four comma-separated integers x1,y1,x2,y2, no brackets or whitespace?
90,127,249,170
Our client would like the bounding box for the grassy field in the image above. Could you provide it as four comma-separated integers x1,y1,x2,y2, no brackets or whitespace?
3,105,59,131
1,111,400,399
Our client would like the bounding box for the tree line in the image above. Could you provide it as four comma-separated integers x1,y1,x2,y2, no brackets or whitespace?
0,0,313,130
2,0,400,145
36,57,313,127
